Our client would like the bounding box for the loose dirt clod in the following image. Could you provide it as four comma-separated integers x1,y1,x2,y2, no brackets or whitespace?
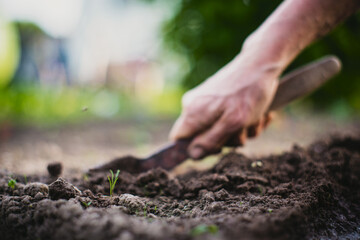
23,182,48,197
48,177,81,200
47,162,63,177
1,135,360,240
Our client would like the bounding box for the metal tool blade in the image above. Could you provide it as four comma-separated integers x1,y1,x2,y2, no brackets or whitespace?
89,139,191,173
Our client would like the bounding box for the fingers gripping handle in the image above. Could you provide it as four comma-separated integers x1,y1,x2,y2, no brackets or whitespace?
269,55,342,111
225,55,341,147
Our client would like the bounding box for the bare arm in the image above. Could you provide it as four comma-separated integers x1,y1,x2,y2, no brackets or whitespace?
170,0,360,159
242,0,360,73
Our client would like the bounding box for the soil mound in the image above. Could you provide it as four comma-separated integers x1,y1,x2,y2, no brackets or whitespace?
1,136,359,240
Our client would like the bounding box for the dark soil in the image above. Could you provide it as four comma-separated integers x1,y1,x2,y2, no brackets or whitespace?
1,135,360,240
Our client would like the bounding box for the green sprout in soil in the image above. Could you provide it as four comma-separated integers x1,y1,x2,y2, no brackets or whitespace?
23,175,28,185
190,224,219,236
81,201,92,208
83,174,89,182
183,205,192,212
268,208,273,213
143,184,150,197
143,204,148,217
8,178,17,189
108,169,120,197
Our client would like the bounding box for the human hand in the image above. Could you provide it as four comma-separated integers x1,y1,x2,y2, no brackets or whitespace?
169,0,358,160
170,53,281,159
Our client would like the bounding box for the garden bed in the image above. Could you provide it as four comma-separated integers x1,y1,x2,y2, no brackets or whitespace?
1,135,360,240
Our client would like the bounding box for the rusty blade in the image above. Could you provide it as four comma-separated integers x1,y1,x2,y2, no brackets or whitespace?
89,155,143,173
89,139,191,174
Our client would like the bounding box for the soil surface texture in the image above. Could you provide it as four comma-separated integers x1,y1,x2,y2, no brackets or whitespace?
1,135,360,240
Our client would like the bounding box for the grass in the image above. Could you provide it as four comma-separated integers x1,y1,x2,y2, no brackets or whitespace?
81,201,92,208
8,178,17,189
108,169,120,197
143,204,148,217
258,185,264,195
83,174,89,182
190,224,219,236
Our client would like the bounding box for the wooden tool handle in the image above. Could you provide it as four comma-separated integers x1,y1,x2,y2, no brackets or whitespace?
269,55,341,111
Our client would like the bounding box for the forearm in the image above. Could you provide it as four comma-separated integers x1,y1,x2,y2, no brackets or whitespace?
239,0,360,73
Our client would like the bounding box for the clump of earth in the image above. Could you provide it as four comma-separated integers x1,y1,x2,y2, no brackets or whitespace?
0,135,359,240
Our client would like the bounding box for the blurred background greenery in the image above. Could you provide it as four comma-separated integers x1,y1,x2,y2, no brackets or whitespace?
0,0,359,127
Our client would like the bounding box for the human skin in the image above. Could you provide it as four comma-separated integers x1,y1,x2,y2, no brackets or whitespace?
170,0,360,159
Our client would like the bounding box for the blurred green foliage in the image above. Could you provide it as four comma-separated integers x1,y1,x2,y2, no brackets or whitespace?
2,1,360,126
163,0,360,113
0,18,19,88
0,19,183,125
0,85,182,126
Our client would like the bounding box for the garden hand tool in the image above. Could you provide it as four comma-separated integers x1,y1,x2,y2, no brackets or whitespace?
89,56,341,174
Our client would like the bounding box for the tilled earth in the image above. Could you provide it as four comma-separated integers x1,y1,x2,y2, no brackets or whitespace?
0,135,359,240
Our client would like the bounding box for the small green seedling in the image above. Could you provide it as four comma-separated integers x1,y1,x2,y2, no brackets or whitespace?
81,201,92,208
268,208,273,213
23,175,28,185
83,174,89,182
108,169,120,197
8,178,17,189
190,224,219,236
143,204,148,217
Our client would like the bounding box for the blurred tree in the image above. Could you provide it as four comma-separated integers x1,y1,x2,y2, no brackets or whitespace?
162,0,360,112
11,22,44,84
0,17,20,88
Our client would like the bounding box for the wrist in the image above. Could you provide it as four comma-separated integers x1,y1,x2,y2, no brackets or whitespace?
240,32,290,74
231,39,285,81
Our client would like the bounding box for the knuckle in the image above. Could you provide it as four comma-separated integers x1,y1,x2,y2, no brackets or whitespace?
225,112,246,131
181,91,195,108
203,140,221,153
195,132,222,151
226,119,240,131
192,139,212,152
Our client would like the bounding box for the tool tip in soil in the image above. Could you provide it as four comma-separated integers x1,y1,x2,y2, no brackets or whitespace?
88,156,143,174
